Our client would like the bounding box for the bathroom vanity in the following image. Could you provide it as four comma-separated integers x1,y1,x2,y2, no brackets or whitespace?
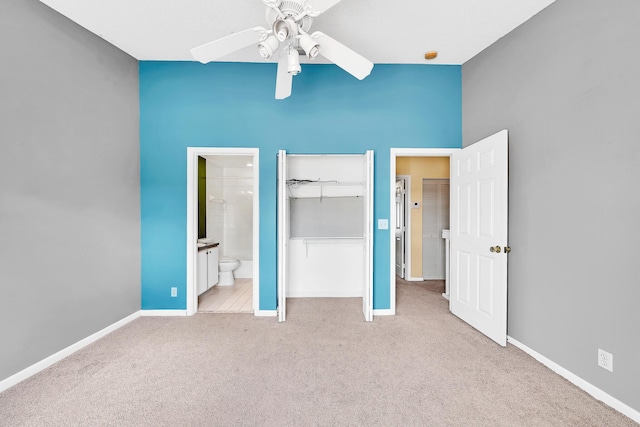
197,243,219,296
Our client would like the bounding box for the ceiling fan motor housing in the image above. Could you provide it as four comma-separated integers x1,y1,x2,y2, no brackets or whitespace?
266,0,313,34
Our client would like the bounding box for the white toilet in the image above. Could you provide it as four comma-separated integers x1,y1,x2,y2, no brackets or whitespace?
218,258,240,286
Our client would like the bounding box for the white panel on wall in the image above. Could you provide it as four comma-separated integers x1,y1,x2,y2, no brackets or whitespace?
206,161,224,246
204,156,254,262
422,179,450,280
222,166,253,259
287,239,364,297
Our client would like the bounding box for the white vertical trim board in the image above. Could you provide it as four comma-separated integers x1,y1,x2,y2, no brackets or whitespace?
0,311,141,394
508,336,640,424
186,147,260,316
389,148,459,316
395,174,411,281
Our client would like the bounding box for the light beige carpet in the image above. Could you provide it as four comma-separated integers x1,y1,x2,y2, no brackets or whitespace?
0,281,636,426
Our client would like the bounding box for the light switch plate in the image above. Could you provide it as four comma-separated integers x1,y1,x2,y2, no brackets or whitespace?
378,219,389,230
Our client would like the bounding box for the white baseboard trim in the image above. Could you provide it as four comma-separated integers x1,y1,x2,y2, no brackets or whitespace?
254,310,277,317
406,277,424,282
286,292,362,298
373,309,394,316
0,311,141,394
507,336,640,423
140,310,187,317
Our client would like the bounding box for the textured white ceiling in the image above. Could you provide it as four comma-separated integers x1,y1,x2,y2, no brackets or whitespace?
38,0,555,64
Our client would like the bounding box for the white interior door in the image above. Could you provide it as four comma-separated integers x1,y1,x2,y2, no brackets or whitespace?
394,179,406,278
450,130,508,346
277,150,288,322
363,150,374,321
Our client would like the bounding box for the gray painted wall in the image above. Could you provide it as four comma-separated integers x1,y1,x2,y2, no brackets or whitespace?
0,1,140,382
463,0,639,412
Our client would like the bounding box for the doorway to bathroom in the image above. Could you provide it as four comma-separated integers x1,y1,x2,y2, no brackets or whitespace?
186,148,260,316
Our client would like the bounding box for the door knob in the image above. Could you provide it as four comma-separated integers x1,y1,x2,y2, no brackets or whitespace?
490,246,501,253
504,246,511,253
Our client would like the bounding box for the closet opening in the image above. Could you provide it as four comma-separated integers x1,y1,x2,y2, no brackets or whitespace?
277,152,374,322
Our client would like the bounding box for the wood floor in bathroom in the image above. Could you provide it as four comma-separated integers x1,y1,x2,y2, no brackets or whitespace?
198,278,253,313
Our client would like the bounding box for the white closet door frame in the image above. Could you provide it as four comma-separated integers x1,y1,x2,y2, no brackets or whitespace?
277,150,288,322
363,150,374,321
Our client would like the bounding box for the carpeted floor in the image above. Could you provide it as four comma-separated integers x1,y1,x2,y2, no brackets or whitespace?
0,281,636,426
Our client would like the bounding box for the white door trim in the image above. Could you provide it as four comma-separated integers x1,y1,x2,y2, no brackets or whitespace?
186,147,260,316
395,175,410,280
389,148,459,315
363,150,374,321
277,150,287,322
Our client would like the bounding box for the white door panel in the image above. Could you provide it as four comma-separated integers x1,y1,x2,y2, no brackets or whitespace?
395,179,406,278
277,150,288,322
363,150,374,322
450,130,508,346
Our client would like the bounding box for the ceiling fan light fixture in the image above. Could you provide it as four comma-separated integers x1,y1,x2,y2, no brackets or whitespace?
258,35,280,59
273,19,290,42
287,47,301,75
299,33,320,59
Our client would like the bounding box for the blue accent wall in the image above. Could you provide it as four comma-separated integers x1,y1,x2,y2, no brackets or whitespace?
140,61,461,311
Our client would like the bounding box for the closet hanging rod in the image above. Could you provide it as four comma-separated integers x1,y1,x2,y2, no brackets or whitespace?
286,179,365,187
290,195,362,200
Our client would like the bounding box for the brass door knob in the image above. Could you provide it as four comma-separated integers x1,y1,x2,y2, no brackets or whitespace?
490,246,501,253
504,246,511,253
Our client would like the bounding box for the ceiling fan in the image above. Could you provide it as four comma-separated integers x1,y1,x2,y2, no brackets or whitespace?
190,0,374,99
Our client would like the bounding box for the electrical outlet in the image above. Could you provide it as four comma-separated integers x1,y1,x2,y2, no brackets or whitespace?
170,287,177,298
598,349,613,372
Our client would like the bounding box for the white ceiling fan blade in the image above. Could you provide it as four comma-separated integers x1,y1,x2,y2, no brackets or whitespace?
312,32,373,80
275,50,293,99
309,0,343,15
191,27,265,63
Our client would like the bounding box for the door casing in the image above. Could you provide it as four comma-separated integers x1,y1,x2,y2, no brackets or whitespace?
394,176,409,279
389,148,459,315
186,147,260,316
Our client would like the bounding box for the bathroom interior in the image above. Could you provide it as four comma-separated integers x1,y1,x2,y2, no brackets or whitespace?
197,154,254,313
